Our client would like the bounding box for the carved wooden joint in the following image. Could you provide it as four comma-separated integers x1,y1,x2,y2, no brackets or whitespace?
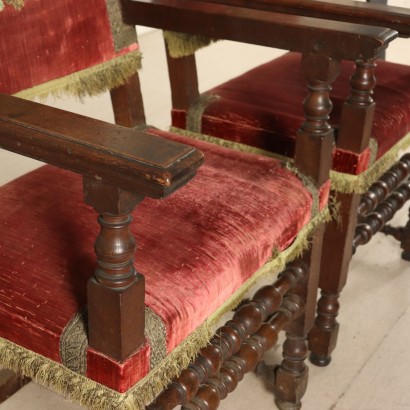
295,53,341,186
83,176,146,362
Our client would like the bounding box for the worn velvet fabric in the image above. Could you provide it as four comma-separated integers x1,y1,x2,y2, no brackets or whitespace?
0,0,138,95
172,52,410,175
0,129,326,392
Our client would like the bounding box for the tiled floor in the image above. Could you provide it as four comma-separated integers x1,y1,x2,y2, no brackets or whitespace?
1,12,410,410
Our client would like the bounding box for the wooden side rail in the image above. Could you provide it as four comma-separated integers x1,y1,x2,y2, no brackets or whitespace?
121,0,398,61
0,94,204,198
197,0,410,37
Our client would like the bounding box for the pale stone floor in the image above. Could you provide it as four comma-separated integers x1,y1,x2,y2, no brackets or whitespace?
1,12,410,409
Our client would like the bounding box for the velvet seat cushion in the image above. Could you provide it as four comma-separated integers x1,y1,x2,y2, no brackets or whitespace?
0,128,327,393
172,52,410,175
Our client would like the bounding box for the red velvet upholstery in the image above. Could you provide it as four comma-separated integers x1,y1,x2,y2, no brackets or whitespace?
0,129,327,392
0,0,138,95
172,52,410,175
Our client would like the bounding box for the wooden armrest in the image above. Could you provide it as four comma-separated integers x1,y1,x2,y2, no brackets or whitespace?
121,0,398,60
202,0,410,38
0,94,204,198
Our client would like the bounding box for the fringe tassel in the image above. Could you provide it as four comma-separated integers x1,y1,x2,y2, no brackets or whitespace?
0,207,329,409
14,50,142,100
163,31,218,58
4,0,24,10
171,127,410,195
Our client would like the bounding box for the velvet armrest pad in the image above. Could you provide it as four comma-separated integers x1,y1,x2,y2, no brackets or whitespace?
0,94,204,198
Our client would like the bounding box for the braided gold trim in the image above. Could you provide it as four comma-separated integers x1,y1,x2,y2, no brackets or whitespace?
163,31,218,58
0,208,329,409
14,50,142,100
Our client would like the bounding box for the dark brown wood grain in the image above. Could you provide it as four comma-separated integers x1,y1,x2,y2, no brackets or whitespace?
0,94,203,198
84,178,146,361
0,370,29,404
165,41,200,111
337,61,377,153
294,54,339,187
358,154,410,217
354,181,410,252
110,73,146,127
183,294,305,410
190,0,410,37
120,0,397,61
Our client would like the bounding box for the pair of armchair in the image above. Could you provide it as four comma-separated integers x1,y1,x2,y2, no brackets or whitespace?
0,1,407,410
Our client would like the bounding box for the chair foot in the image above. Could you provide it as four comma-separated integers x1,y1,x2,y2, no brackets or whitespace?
402,250,410,261
382,224,410,261
382,205,410,262
308,292,339,367
275,400,303,410
309,352,331,367
273,334,308,410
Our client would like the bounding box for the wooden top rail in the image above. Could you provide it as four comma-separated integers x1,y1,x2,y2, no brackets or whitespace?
0,94,204,198
198,0,410,37
121,0,398,60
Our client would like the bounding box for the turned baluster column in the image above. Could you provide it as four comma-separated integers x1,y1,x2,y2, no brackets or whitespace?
83,177,146,361
274,53,339,410
309,60,377,366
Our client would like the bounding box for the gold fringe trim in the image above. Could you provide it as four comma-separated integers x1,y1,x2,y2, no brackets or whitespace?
0,208,330,409
13,50,142,100
163,31,218,58
187,93,220,133
3,0,24,10
331,131,410,193
171,127,410,195
283,162,320,218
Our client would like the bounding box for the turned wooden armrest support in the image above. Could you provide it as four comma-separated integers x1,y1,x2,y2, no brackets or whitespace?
0,94,204,198
201,0,410,37
121,0,398,60
0,94,204,362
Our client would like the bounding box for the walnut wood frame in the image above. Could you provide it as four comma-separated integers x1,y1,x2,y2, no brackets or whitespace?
118,1,398,407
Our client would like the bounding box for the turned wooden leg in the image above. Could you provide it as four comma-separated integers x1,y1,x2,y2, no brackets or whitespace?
274,333,308,410
309,193,360,366
274,225,325,409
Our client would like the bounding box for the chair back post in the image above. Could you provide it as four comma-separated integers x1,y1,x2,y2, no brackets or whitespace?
110,72,147,127
83,177,146,362
165,41,200,111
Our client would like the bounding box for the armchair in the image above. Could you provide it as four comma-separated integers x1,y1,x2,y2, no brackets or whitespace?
0,2,397,410
156,0,410,368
